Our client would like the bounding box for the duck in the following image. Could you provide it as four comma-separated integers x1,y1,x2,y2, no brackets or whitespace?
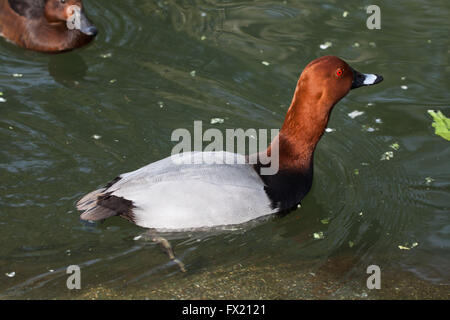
77,56,383,232
0,0,97,53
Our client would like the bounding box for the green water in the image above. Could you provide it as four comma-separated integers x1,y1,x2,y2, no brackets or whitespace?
0,0,449,299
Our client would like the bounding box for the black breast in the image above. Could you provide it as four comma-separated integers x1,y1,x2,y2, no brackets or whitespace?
254,163,313,213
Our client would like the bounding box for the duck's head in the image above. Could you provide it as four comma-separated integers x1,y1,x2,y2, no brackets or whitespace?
295,56,383,112
44,0,98,37
280,55,383,154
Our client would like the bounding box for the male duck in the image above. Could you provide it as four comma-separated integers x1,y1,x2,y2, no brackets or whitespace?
77,56,383,231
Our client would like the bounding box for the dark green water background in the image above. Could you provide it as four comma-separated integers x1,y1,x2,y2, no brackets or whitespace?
0,0,448,299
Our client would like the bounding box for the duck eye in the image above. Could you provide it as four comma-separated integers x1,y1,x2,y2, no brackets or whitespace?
61,0,66,3
336,68,343,77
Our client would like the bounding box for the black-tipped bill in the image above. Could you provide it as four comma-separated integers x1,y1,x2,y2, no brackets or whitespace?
79,12,98,36
351,68,383,89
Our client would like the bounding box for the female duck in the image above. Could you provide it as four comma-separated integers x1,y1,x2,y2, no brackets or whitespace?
77,56,383,231
0,0,97,52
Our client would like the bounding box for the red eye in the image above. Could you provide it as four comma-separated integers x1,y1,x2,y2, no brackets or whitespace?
336,68,343,77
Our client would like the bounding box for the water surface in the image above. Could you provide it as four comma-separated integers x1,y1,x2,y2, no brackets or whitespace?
0,0,449,299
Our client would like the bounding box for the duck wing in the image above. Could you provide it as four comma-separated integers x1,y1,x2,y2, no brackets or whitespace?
7,0,45,19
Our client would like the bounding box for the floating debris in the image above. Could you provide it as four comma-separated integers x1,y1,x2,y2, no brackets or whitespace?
342,11,349,18
369,42,376,48
425,177,434,185
313,231,324,239
427,110,450,141
390,142,400,150
348,110,364,119
320,218,330,224
398,243,418,250
380,151,394,161
100,53,112,59
358,211,363,216
362,125,376,132
325,128,336,133
92,134,102,140
200,35,207,41
401,76,406,81
375,118,383,124
12,73,23,78
0,97,6,103
348,240,355,248
190,70,196,77
352,42,360,48
109,79,117,84
319,41,332,50
261,61,270,66
158,101,164,108
353,169,359,175
210,118,224,124
133,235,142,241
5,272,15,278
400,85,408,90
49,269,55,273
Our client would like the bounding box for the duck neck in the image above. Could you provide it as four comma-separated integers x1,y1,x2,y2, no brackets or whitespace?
271,83,333,172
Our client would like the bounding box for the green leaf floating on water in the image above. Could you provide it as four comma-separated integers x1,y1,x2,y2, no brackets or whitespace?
428,110,450,141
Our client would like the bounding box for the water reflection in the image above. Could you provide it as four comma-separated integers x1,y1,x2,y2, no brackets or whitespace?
48,54,88,87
